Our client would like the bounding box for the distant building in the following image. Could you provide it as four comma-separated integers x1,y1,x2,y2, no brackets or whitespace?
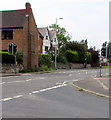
49,30,58,49
38,27,50,54
0,2,39,69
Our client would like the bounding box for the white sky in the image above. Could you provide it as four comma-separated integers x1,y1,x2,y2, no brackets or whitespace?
0,0,110,50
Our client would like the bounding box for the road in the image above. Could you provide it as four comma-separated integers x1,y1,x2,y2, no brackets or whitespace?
1,68,109,118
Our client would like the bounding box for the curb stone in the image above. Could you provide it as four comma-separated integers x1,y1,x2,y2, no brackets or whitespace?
71,83,110,99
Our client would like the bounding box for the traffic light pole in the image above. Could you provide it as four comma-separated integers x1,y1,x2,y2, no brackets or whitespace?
14,55,17,74
8,43,17,74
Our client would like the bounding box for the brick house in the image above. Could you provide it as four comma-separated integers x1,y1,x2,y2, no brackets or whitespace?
0,2,39,69
38,27,51,54
38,31,43,54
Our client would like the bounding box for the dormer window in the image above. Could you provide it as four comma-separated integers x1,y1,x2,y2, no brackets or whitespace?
54,38,56,42
46,35,48,40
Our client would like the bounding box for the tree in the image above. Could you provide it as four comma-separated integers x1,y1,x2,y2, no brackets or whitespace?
49,24,71,48
61,41,86,63
65,50,79,63
87,48,99,66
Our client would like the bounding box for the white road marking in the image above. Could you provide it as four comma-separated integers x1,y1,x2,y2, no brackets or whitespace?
1,81,67,102
30,84,67,95
0,82,5,85
7,81,25,84
73,79,79,82
1,97,13,101
25,79,32,82
96,79,109,90
3,77,45,85
13,95,23,98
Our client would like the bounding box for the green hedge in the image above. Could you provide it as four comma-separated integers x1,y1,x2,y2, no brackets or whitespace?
65,50,79,63
86,52,92,64
1,53,15,64
38,54,52,67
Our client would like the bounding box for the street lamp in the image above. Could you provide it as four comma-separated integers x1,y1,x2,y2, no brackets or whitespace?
54,18,63,68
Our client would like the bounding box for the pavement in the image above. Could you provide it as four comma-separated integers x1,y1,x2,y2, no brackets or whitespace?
72,76,110,98
0,71,53,77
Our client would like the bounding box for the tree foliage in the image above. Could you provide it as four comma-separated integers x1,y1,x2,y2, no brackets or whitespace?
87,48,99,64
61,41,86,63
38,54,52,67
49,24,71,48
65,50,79,63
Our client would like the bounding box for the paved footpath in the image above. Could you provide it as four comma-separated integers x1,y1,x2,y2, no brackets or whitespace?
72,76,110,98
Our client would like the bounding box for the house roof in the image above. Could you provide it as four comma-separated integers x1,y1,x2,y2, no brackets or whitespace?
38,27,49,37
1,9,27,28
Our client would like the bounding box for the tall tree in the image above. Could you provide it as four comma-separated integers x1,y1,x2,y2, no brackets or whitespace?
49,24,71,48
61,41,86,63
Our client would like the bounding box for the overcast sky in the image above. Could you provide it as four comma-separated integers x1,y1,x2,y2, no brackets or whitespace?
0,0,110,50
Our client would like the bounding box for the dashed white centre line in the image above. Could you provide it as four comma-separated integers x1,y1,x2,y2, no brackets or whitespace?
1,83,67,102
1,97,13,101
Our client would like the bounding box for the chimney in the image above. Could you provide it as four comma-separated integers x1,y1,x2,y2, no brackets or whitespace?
25,2,31,9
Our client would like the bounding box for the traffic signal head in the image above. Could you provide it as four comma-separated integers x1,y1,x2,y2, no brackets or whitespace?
8,44,13,55
8,43,17,55
101,48,106,57
13,44,17,54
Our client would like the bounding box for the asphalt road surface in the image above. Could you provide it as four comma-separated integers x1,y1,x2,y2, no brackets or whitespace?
1,68,109,118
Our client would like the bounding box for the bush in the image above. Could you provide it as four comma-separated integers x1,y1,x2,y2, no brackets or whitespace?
63,41,86,63
1,53,15,64
86,52,92,64
15,51,23,64
65,50,79,63
57,52,68,64
38,65,49,71
38,54,52,67
19,67,39,73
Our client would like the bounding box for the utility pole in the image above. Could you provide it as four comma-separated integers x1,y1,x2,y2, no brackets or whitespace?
54,18,63,68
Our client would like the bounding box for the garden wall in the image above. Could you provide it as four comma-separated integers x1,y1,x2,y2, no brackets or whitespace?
1,64,23,73
57,63,91,69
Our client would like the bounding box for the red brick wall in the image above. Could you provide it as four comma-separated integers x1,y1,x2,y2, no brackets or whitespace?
38,33,43,54
1,9,39,69
1,28,24,52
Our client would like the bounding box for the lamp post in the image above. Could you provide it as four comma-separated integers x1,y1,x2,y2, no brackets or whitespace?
54,18,63,68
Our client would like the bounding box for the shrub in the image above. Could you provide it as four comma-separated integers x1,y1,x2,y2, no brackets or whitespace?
38,65,49,71
38,54,52,67
65,50,79,63
15,51,23,64
1,53,15,64
57,52,68,64
86,52,92,64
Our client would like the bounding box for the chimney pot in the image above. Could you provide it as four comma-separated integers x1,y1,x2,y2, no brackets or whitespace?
26,2,31,9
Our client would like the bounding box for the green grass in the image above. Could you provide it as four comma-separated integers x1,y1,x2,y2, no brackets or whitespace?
78,88,84,91
102,66,111,69
96,66,111,69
